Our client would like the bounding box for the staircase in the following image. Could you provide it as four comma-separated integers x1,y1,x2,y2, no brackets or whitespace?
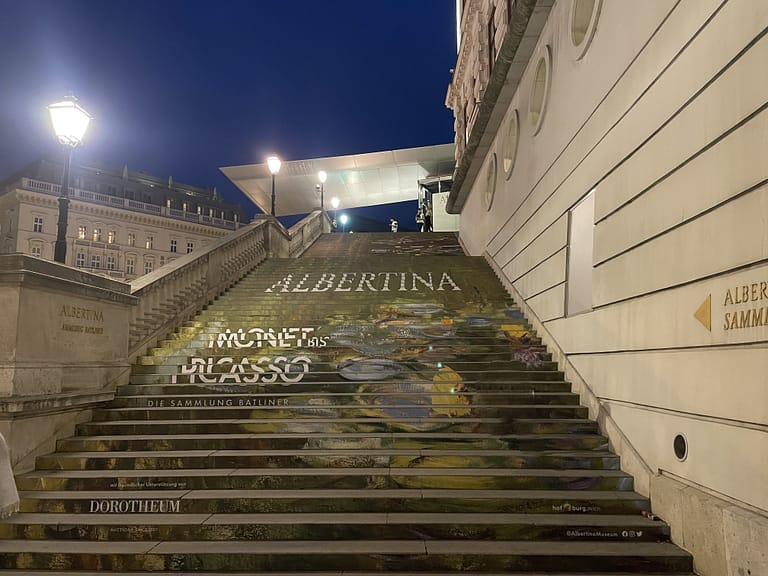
1,232,693,574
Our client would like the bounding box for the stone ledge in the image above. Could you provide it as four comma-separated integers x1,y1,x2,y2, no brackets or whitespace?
0,390,114,418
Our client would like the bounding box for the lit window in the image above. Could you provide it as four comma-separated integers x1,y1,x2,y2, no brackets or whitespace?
197,206,202,214
76,253,86,267
107,255,116,270
183,202,188,212
187,242,194,253
170,240,177,253
145,236,153,250
92,228,102,242
31,245,42,257
144,260,154,275
33,217,43,233
78,226,87,240
128,233,136,247
166,199,172,208
126,257,135,275
108,231,116,244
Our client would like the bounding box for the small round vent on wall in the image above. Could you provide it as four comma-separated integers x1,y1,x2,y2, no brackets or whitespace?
673,433,688,462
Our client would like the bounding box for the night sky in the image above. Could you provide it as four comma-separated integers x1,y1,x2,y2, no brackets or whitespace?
0,0,457,226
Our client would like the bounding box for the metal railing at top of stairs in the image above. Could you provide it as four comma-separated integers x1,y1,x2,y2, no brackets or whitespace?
127,210,327,360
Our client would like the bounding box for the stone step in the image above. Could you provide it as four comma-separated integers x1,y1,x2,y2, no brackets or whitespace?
128,370,568,385
0,540,693,572
117,380,574,395
18,488,647,515
147,347,548,361
0,512,669,542
128,360,563,375
76,417,600,436
16,467,633,492
89,405,588,421
109,391,581,408
34,448,620,471
0,572,695,576
56,432,608,453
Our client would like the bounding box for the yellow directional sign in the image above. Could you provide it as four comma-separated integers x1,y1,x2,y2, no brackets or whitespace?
694,294,711,331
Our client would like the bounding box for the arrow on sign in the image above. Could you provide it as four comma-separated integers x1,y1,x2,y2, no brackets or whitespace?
694,294,711,331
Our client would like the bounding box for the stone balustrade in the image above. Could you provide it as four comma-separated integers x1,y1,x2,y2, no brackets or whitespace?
0,211,326,472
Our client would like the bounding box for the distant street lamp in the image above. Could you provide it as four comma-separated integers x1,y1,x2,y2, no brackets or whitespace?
340,213,348,233
317,170,327,211
48,96,92,264
331,197,339,222
266,155,282,216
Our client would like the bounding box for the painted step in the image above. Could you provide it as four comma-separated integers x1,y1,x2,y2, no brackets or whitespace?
56,432,609,452
76,417,600,436
0,572,697,576
109,392,582,408
0,512,669,542
34,448,620,471
16,467,634,492
18,488,649,515
129,370,568,384
0,540,693,572
89,405,588,422
128,360,563,375
116,380,574,395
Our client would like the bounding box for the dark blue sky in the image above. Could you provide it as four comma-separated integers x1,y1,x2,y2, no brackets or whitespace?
0,0,457,223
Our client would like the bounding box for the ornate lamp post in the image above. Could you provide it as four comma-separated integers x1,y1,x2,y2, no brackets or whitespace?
317,170,327,211
266,155,282,216
48,96,92,264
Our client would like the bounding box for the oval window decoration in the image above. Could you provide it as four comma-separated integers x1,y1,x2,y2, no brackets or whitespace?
570,0,602,59
528,46,552,136
483,153,497,211
502,110,519,180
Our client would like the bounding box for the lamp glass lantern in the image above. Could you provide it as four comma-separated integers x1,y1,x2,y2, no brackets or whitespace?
48,99,92,147
267,156,282,175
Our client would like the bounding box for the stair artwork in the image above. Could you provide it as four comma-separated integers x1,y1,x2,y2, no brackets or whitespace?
0,232,693,574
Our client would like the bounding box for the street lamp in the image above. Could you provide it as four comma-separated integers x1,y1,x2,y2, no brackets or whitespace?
317,170,327,211
340,213,348,233
48,96,92,264
266,155,281,216
331,196,339,222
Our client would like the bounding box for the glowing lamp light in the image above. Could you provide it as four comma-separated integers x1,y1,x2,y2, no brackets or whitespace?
48,98,92,147
331,197,340,209
340,214,348,225
267,155,282,175
318,170,327,183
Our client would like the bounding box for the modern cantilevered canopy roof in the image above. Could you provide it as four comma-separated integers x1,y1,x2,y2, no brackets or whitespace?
220,143,455,217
